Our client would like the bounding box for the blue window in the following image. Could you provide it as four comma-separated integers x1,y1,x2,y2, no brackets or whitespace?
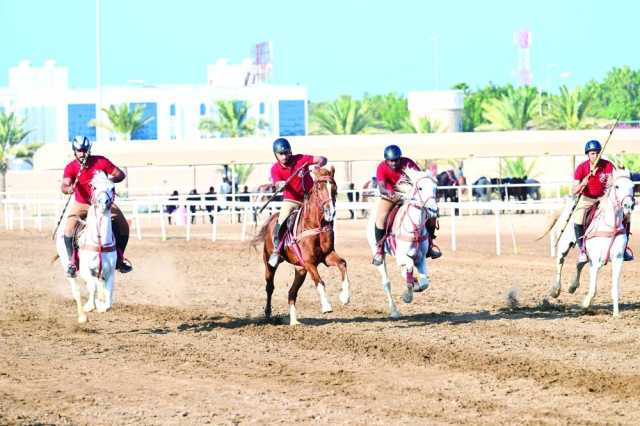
129,102,157,140
278,100,306,136
259,102,265,114
170,104,176,116
200,103,206,115
68,104,96,141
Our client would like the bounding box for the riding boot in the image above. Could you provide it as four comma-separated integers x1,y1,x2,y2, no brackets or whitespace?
574,224,588,264
624,221,634,261
268,223,282,267
372,226,386,266
64,235,77,277
115,233,132,273
112,219,132,273
426,219,442,259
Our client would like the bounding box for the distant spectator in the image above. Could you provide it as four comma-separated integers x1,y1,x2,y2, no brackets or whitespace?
237,185,250,222
187,189,200,224
220,177,232,209
166,190,179,225
346,182,360,219
204,186,217,224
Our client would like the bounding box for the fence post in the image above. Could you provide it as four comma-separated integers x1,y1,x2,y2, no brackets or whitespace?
160,206,167,241
494,203,501,256
211,205,218,241
450,203,457,252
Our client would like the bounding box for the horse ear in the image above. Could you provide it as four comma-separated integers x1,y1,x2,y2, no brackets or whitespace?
403,167,419,183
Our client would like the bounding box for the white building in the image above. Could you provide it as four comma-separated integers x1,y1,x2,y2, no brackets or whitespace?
0,60,308,144
407,90,463,132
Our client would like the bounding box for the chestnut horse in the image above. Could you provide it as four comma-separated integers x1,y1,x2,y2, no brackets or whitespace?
252,166,351,325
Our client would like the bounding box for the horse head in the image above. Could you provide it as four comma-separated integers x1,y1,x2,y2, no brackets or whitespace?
402,168,439,219
310,166,337,222
608,169,635,217
91,171,115,215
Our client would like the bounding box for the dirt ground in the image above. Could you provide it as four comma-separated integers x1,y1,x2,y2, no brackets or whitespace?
2,214,640,425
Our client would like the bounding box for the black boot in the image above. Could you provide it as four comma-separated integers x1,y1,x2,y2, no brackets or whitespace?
372,226,386,265
64,235,77,277
268,223,282,267
115,233,132,273
624,222,634,261
574,224,587,264
426,222,442,259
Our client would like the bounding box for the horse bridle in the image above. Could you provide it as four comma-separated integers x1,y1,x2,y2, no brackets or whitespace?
310,174,337,217
408,175,438,215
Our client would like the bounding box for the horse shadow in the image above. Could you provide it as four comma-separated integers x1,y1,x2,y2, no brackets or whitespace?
114,301,640,335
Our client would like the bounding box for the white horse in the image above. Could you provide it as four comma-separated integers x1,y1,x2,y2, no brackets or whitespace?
366,168,439,318
56,171,117,323
546,169,635,316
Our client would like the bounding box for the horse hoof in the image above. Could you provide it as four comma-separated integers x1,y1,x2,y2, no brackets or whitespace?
413,282,429,293
83,304,95,313
548,285,560,299
289,320,301,326
78,315,88,324
321,305,333,314
390,310,401,319
339,291,351,305
402,292,413,304
582,298,593,309
568,283,579,294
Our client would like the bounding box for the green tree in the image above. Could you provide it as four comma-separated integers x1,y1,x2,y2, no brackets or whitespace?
452,82,513,131
310,95,372,135
476,86,539,131
587,66,640,121
13,142,43,167
365,93,413,133
91,103,154,140
199,100,259,138
231,164,255,185
0,112,32,195
608,154,640,172
535,85,599,129
501,157,537,178
412,117,444,133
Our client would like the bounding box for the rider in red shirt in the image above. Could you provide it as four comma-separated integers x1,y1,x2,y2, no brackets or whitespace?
572,139,632,263
61,136,133,277
268,138,327,267
372,145,441,265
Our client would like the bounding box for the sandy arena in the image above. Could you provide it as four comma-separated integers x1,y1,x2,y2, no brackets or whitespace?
2,214,640,425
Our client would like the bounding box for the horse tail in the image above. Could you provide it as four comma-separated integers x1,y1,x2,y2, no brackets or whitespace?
251,217,272,250
535,208,562,241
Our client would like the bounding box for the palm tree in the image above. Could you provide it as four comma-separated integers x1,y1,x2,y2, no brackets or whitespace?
311,95,372,135
231,164,255,185
476,87,539,131
412,117,445,133
501,157,537,178
199,101,258,138
0,111,32,196
535,85,599,129
365,93,414,133
91,103,154,141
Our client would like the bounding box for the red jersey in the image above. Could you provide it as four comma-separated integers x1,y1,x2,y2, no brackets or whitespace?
271,154,315,202
574,158,615,198
63,155,118,204
376,157,420,194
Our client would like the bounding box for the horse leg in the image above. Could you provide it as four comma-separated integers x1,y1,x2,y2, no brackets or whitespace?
305,263,332,314
288,268,308,326
263,250,276,320
68,277,87,323
549,240,572,298
413,250,430,293
582,259,600,310
325,251,351,305
568,260,587,294
377,261,400,318
611,256,623,317
401,264,414,304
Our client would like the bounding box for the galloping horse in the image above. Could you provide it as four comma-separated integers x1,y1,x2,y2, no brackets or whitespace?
544,169,635,316
253,166,351,326
366,168,439,318
55,171,117,323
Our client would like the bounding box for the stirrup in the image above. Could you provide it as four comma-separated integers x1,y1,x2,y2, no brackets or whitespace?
268,252,281,267
117,259,133,273
66,263,77,278
372,251,385,266
429,246,442,259
624,248,634,262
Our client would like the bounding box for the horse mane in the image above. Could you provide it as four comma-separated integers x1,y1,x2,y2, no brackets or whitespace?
91,171,113,191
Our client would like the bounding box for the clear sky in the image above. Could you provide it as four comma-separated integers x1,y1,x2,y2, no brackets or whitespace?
1,0,638,100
